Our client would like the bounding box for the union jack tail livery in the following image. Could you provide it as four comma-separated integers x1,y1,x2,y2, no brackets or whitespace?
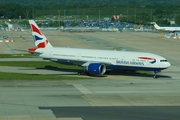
29,20,52,48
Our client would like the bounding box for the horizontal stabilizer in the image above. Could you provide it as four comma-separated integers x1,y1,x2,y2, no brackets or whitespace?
150,22,156,25
121,49,126,51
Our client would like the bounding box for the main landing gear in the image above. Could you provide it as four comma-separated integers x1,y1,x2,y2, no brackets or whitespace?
78,71,88,75
78,67,88,75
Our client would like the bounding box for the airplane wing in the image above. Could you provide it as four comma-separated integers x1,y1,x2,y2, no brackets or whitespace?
43,57,112,66
82,61,111,66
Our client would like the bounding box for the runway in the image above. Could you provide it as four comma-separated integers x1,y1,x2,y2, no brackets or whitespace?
40,106,180,120
0,30,180,120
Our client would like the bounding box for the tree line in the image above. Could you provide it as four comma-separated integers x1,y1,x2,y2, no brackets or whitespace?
1,0,180,25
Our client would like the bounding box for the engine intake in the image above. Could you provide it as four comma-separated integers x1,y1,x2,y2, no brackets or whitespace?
86,63,106,75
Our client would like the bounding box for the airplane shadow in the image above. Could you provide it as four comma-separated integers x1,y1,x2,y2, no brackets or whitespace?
35,66,106,77
32,65,172,78
35,65,80,75
106,69,172,78
12,49,29,53
36,65,79,72
17,65,79,75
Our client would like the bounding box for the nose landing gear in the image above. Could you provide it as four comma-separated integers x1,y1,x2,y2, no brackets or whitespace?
153,70,159,79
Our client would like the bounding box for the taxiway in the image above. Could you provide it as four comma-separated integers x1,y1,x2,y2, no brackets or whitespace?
0,30,180,120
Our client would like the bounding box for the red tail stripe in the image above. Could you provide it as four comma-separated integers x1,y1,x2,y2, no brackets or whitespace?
37,42,46,48
30,24,42,35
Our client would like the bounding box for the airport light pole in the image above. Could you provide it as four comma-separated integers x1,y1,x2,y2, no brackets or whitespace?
127,9,128,22
19,16,21,22
135,8,136,24
19,16,21,25
151,9,152,21
64,10,65,21
32,8,34,19
114,6,116,15
99,8,100,22
64,10,65,27
58,10,60,29
77,6,79,21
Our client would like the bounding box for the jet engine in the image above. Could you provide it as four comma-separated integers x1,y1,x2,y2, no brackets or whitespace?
86,63,106,75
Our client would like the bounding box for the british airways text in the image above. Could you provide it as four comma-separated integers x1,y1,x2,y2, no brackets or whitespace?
116,60,144,66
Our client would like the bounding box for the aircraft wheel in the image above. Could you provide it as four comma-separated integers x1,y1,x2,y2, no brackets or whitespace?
78,72,82,75
153,75,158,79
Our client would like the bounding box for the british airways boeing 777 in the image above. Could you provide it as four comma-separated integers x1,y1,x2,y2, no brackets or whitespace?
29,20,171,78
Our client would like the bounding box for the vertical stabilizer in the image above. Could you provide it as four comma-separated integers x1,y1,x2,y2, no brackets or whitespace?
29,20,52,48
150,22,161,30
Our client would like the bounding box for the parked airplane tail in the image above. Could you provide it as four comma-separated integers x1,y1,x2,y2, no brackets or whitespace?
150,22,161,30
29,20,52,48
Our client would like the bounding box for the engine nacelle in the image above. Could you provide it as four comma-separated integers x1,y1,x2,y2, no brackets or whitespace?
86,63,106,75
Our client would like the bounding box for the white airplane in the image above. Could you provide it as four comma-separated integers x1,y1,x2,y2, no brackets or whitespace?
151,22,180,32
29,20,171,78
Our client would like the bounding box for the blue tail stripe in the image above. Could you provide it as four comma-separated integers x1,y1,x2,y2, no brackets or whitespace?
33,35,43,42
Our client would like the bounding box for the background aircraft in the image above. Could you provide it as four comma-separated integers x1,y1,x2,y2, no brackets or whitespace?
29,20,171,78
151,22,180,32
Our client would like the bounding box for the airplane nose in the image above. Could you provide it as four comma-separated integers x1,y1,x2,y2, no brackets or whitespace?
166,62,171,68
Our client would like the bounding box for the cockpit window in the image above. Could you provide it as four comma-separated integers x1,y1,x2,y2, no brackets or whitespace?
160,60,168,62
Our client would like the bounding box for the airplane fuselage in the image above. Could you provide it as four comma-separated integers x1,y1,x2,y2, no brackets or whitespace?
36,47,171,71
159,27,180,31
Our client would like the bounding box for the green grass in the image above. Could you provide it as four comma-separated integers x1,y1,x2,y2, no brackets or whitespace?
137,70,152,75
0,61,153,80
0,61,81,70
0,61,85,80
0,54,36,58
0,72,86,80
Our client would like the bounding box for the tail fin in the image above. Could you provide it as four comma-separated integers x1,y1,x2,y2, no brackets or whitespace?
150,22,161,30
29,20,52,48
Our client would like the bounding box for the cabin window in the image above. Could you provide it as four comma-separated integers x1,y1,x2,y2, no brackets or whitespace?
160,60,167,62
